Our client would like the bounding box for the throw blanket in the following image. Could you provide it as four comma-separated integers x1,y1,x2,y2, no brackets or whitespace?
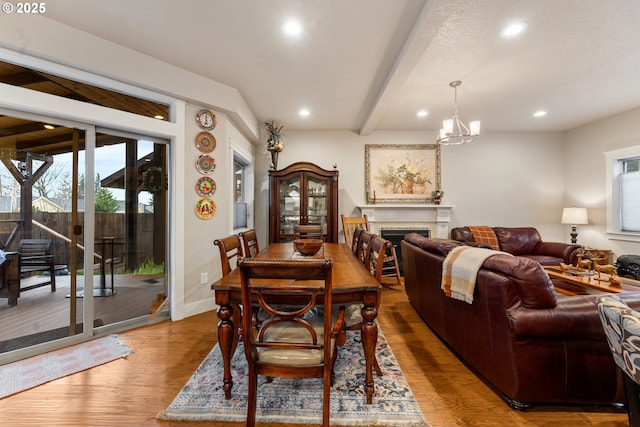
441,246,506,304
467,225,500,250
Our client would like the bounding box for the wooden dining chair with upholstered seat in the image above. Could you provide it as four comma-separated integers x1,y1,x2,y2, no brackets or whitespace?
214,234,244,276
239,229,259,258
294,224,324,241
238,257,346,427
341,214,369,249
214,234,244,356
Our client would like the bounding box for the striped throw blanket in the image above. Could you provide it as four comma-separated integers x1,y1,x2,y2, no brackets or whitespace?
441,246,507,304
467,225,500,250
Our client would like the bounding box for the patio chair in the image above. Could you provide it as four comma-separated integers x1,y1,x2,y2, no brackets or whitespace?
18,239,56,293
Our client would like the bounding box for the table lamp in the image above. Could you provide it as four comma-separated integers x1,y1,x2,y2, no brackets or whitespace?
561,207,588,243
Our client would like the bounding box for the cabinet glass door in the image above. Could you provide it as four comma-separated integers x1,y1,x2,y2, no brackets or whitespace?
306,176,328,237
278,175,301,241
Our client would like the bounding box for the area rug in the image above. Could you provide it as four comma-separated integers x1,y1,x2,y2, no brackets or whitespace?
0,334,133,399
158,331,429,426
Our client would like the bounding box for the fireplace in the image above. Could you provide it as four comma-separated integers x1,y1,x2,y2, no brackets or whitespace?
380,228,429,275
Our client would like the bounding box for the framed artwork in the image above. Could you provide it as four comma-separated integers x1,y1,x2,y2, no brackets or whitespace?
365,144,440,203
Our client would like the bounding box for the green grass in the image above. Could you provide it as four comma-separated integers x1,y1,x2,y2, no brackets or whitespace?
127,259,165,275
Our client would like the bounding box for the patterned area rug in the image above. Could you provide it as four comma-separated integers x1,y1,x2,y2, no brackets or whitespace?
0,334,133,399
158,331,429,426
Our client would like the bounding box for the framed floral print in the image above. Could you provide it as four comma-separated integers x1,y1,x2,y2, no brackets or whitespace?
365,144,441,203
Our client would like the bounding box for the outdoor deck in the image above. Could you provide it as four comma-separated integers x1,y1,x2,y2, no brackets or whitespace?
0,272,166,348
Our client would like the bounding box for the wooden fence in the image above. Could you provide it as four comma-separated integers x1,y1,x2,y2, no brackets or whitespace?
0,212,159,272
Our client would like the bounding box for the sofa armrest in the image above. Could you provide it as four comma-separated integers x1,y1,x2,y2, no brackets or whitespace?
533,242,581,264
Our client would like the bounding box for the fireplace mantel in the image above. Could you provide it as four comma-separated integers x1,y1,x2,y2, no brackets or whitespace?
357,204,453,238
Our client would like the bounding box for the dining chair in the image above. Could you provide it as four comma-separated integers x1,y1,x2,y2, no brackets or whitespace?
214,234,244,276
355,230,375,265
341,214,369,249
239,229,260,258
238,257,345,427
294,224,324,241
351,227,364,255
214,234,245,356
380,242,402,286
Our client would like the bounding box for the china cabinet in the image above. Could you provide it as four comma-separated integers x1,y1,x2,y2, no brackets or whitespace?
269,162,339,243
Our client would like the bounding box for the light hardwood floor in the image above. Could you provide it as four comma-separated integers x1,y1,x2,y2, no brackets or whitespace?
0,284,628,426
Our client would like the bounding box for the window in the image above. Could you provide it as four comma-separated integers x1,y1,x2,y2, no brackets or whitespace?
621,157,640,231
233,155,249,229
605,146,640,241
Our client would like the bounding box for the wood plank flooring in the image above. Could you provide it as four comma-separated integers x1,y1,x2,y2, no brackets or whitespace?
0,284,628,426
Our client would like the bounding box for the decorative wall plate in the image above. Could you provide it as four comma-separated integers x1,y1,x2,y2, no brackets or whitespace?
196,154,216,174
195,131,216,153
195,176,217,197
196,109,217,131
195,197,216,220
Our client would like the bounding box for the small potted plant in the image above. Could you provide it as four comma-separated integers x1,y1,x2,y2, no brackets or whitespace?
432,189,444,205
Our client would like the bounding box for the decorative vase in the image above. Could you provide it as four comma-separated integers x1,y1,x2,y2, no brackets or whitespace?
270,151,279,170
434,198,441,205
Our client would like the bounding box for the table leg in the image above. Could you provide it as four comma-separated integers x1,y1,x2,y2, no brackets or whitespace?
361,292,378,404
216,303,236,399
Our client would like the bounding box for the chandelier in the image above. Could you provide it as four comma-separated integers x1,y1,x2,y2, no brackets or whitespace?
437,80,481,145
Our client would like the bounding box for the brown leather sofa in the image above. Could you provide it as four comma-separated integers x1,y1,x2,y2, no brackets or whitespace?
401,233,640,409
451,226,581,265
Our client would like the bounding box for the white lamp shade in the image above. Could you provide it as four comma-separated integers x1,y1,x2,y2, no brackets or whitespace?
442,119,453,134
469,120,481,136
561,207,588,225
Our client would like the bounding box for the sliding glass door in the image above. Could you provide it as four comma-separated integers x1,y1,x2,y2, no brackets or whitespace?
0,113,169,358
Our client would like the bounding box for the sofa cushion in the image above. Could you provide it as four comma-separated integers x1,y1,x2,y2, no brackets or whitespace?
482,254,557,309
493,227,542,256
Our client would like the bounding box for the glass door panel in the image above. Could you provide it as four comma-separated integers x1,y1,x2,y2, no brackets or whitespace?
278,175,301,241
0,115,84,352
92,132,168,328
306,176,328,236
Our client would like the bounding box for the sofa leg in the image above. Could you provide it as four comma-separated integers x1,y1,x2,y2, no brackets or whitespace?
503,395,532,411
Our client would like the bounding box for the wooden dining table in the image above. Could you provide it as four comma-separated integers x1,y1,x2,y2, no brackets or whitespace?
211,242,382,404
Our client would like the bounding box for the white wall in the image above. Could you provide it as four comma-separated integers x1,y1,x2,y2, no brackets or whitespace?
564,107,640,259
254,130,567,245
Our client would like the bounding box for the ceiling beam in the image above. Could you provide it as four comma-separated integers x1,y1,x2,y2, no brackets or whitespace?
358,1,444,135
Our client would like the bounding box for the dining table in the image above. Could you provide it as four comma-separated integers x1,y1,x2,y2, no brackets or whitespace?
211,242,382,404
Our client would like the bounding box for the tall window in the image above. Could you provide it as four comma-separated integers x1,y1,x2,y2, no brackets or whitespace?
605,147,640,241
621,157,640,232
233,155,249,229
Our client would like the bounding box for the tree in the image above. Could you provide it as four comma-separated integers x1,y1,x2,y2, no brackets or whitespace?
32,161,69,198
95,187,120,212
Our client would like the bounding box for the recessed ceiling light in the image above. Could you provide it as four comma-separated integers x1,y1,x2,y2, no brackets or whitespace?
43,124,55,130
533,110,547,118
416,110,428,118
283,20,302,36
299,108,310,117
501,22,527,38
153,115,164,120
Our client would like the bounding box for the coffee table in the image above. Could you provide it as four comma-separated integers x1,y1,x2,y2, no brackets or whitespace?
544,265,640,295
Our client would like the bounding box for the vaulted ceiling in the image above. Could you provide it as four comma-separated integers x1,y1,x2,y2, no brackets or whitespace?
11,0,640,136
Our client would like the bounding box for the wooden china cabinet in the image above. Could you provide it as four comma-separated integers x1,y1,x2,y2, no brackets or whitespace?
269,162,339,243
